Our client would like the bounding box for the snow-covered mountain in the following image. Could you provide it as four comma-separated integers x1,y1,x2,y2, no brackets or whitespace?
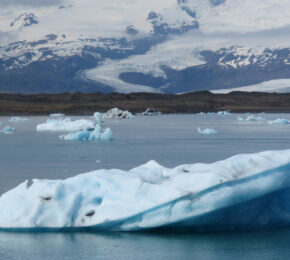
1,0,290,93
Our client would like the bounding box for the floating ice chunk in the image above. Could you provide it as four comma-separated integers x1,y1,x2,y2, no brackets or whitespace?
142,109,162,116
237,115,265,122
59,125,112,141
1,126,15,134
198,127,219,135
101,128,113,141
49,113,64,117
268,119,290,125
103,108,133,119
217,110,231,116
1,149,290,231
9,117,28,122
93,112,104,124
37,118,95,132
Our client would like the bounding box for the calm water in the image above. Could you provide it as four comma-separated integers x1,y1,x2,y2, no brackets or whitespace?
1,113,290,259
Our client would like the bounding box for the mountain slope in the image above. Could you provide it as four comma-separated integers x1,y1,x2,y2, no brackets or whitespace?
1,0,290,93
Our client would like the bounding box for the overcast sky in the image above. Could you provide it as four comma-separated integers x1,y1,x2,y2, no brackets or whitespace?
0,0,63,7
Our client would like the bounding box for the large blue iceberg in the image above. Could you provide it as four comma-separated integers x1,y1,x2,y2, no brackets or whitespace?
1,149,290,232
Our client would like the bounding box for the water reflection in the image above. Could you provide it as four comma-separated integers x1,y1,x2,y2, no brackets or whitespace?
0,229,290,259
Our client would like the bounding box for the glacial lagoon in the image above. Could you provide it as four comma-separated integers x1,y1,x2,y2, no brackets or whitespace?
1,114,290,259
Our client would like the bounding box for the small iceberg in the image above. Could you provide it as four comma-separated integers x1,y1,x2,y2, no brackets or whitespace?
198,127,219,135
37,118,95,132
217,110,231,116
93,112,104,125
59,125,112,141
103,108,133,119
1,149,290,231
1,126,15,134
9,117,28,122
237,115,265,122
142,109,162,116
268,119,290,125
49,113,64,117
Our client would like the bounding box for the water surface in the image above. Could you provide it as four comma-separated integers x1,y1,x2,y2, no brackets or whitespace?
0,113,290,259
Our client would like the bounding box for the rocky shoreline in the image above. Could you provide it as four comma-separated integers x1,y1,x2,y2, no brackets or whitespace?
0,91,290,115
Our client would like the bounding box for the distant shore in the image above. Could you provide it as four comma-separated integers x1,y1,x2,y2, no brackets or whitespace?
0,91,290,115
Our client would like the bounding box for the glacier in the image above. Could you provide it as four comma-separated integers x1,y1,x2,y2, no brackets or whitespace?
36,118,95,132
1,149,290,231
59,125,112,141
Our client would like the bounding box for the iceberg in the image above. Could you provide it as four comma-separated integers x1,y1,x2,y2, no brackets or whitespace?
1,149,290,231
237,115,265,122
198,127,219,135
1,126,15,134
142,109,162,116
9,117,28,122
49,113,65,117
37,118,95,132
217,110,231,116
268,119,290,125
103,108,133,119
93,112,104,125
59,125,112,141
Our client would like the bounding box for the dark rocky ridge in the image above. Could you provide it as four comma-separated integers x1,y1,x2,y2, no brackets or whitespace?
0,91,290,115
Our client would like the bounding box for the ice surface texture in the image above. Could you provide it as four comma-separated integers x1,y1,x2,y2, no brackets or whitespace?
1,149,290,231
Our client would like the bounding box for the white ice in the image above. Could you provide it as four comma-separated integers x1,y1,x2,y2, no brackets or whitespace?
59,125,112,141
237,115,265,122
198,127,219,135
141,109,162,116
9,117,28,122
49,113,65,117
103,108,133,119
268,119,290,125
36,118,95,132
93,112,104,125
1,149,290,231
217,110,231,116
1,126,15,134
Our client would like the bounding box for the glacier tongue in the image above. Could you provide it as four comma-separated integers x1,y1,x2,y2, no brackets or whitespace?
1,149,290,231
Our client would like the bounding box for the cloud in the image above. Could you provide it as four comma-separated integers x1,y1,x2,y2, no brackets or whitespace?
0,0,63,7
